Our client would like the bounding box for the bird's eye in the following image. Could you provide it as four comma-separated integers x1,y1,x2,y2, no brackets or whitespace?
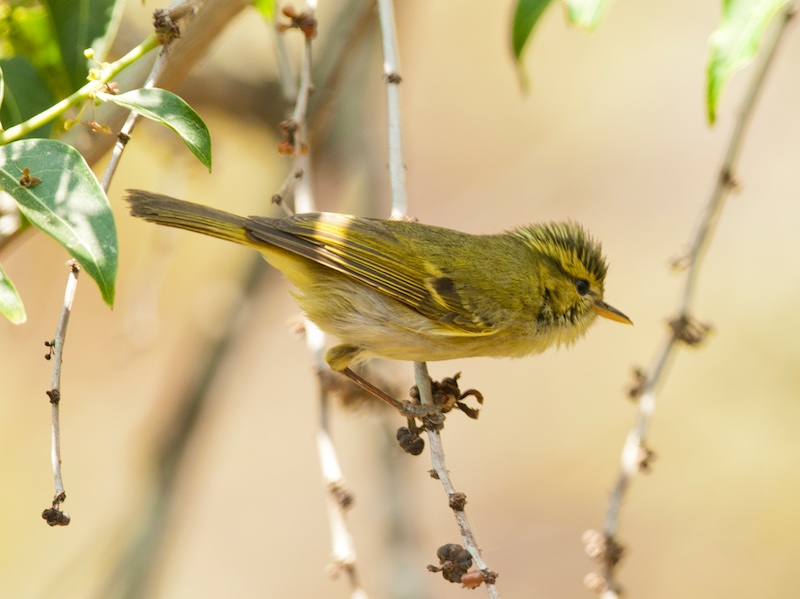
575,278,590,296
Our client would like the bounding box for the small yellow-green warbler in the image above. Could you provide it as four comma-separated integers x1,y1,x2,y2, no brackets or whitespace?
126,190,631,372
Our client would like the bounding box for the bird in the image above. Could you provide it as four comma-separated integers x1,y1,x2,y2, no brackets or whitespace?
126,190,631,408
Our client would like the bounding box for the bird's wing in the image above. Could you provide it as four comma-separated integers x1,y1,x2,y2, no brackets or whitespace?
246,212,496,336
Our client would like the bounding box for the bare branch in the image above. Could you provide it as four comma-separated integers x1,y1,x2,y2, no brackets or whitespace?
375,0,497,592
415,364,500,597
41,260,80,527
590,5,796,596
376,0,408,218
275,4,370,595
316,431,365,597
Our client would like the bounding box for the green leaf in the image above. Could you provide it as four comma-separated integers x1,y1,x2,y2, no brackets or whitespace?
706,0,789,124
565,0,615,30
252,0,277,20
0,263,26,324
0,3,70,97
0,57,56,138
98,88,213,171
0,139,118,306
42,0,125,92
511,0,556,88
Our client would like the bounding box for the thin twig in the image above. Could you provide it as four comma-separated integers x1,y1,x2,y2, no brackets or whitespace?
100,1,203,192
591,5,795,596
376,0,497,592
415,364,500,598
44,4,195,509
41,259,80,527
316,431,365,597
272,1,317,215
376,0,408,218
288,20,314,216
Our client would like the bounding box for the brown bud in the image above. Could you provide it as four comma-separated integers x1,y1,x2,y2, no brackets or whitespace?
396,427,424,455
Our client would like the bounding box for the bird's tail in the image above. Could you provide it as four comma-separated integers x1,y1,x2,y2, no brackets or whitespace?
126,190,253,246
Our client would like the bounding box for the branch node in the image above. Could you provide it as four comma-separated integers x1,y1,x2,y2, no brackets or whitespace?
627,367,647,401
720,167,740,191
66,258,80,274
668,314,713,347
636,444,656,473
46,389,61,404
277,120,308,156
448,491,467,511
327,481,355,511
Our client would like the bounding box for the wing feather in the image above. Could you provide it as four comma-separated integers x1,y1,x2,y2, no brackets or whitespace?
245,213,496,336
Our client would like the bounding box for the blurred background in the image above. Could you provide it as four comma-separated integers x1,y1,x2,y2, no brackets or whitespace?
1,1,799,597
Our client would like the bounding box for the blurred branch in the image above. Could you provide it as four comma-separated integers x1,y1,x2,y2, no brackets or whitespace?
316,430,366,598
94,256,270,599
586,5,796,597
277,2,369,596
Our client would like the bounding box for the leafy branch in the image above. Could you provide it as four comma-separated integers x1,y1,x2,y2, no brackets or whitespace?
0,11,211,321
0,34,160,145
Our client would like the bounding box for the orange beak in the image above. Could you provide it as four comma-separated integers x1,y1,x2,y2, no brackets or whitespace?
592,300,633,325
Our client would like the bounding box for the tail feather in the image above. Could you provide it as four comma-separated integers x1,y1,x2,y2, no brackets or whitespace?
126,190,252,246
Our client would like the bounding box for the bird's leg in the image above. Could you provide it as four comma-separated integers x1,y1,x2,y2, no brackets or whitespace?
340,367,442,420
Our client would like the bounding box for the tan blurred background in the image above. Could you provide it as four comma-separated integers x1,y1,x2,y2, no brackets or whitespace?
2,1,799,598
